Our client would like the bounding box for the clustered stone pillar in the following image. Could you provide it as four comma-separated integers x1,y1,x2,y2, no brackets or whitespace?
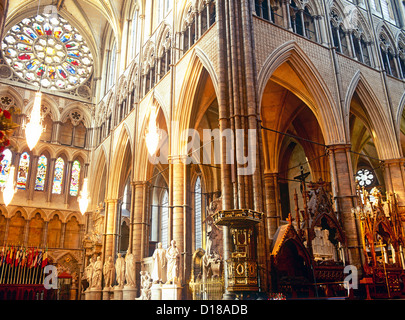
103,199,119,263
327,144,362,270
264,172,280,241
383,158,405,210
216,0,268,295
170,155,192,292
130,180,150,292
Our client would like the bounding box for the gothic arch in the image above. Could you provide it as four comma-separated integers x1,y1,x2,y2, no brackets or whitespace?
345,71,401,160
0,86,24,110
34,146,55,159
8,206,28,220
175,48,219,156
133,102,168,182
257,40,344,145
89,147,108,211
65,211,84,225
26,208,47,221
376,22,398,53
156,23,172,58
60,103,92,128
107,125,132,199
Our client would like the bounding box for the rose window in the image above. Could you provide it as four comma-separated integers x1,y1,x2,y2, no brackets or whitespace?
355,168,375,187
2,14,93,91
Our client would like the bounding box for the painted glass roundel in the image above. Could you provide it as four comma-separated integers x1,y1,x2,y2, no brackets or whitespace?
2,14,93,91
355,168,374,187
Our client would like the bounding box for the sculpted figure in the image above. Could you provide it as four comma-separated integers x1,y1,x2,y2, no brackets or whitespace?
140,271,153,300
115,253,125,288
92,256,103,289
85,256,95,289
125,250,136,287
151,242,167,283
166,240,180,285
103,256,115,289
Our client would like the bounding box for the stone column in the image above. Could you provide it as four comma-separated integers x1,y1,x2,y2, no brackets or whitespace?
264,172,280,241
46,158,56,202
28,155,39,200
131,181,148,295
131,181,146,258
327,144,362,270
171,156,185,253
51,122,61,144
23,219,29,246
42,221,49,248
382,158,405,213
64,161,73,204
103,199,119,261
3,217,10,243
59,222,66,248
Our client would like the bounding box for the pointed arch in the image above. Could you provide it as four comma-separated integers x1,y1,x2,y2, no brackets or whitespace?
174,47,219,156
345,71,400,160
65,211,84,225
8,206,28,220
107,124,133,199
257,40,344,145
90,146,108,211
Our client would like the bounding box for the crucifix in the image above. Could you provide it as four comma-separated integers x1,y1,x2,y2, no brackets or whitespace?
294,165,310,194
294,165,311,250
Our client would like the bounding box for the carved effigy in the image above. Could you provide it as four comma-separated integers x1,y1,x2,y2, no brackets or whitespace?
151,242,167,284
85,256,95,289
139,271,152,300
103,256,115,289
166,240,180,285
92,256,103,289
205,196,224,259
189,197,226,299
115,253,125,288
125,250,136,287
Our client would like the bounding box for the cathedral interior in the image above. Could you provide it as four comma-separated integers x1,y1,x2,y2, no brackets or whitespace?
1,0,405,301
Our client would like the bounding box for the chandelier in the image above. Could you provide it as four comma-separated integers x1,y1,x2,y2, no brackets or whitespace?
145,107,160,156
78,177,89,214
25,91,44,150
3,165,16,206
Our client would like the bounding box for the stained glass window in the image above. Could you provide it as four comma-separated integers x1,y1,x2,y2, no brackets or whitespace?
17,152,30,189
69,160,80,196
2,13,93,91
160,190,169,249
52,157,64,194
355,168,375,187
34,155,47,191
194,177,202,249
0,149,12,188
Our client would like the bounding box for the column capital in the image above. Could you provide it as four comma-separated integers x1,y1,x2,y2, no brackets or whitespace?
168,154,189,164
105,199,119,204
326,143,352,153
382,158,405,166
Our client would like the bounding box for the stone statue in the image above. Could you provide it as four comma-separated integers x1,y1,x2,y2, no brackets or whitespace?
166,240,180,285
202,251,222,281
103,256,115,289
115,253,125,288
151,242,167,283
85,256,95,289
139,271,152,300
125,250,136,287
92,256,103,289
204,197,223,258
